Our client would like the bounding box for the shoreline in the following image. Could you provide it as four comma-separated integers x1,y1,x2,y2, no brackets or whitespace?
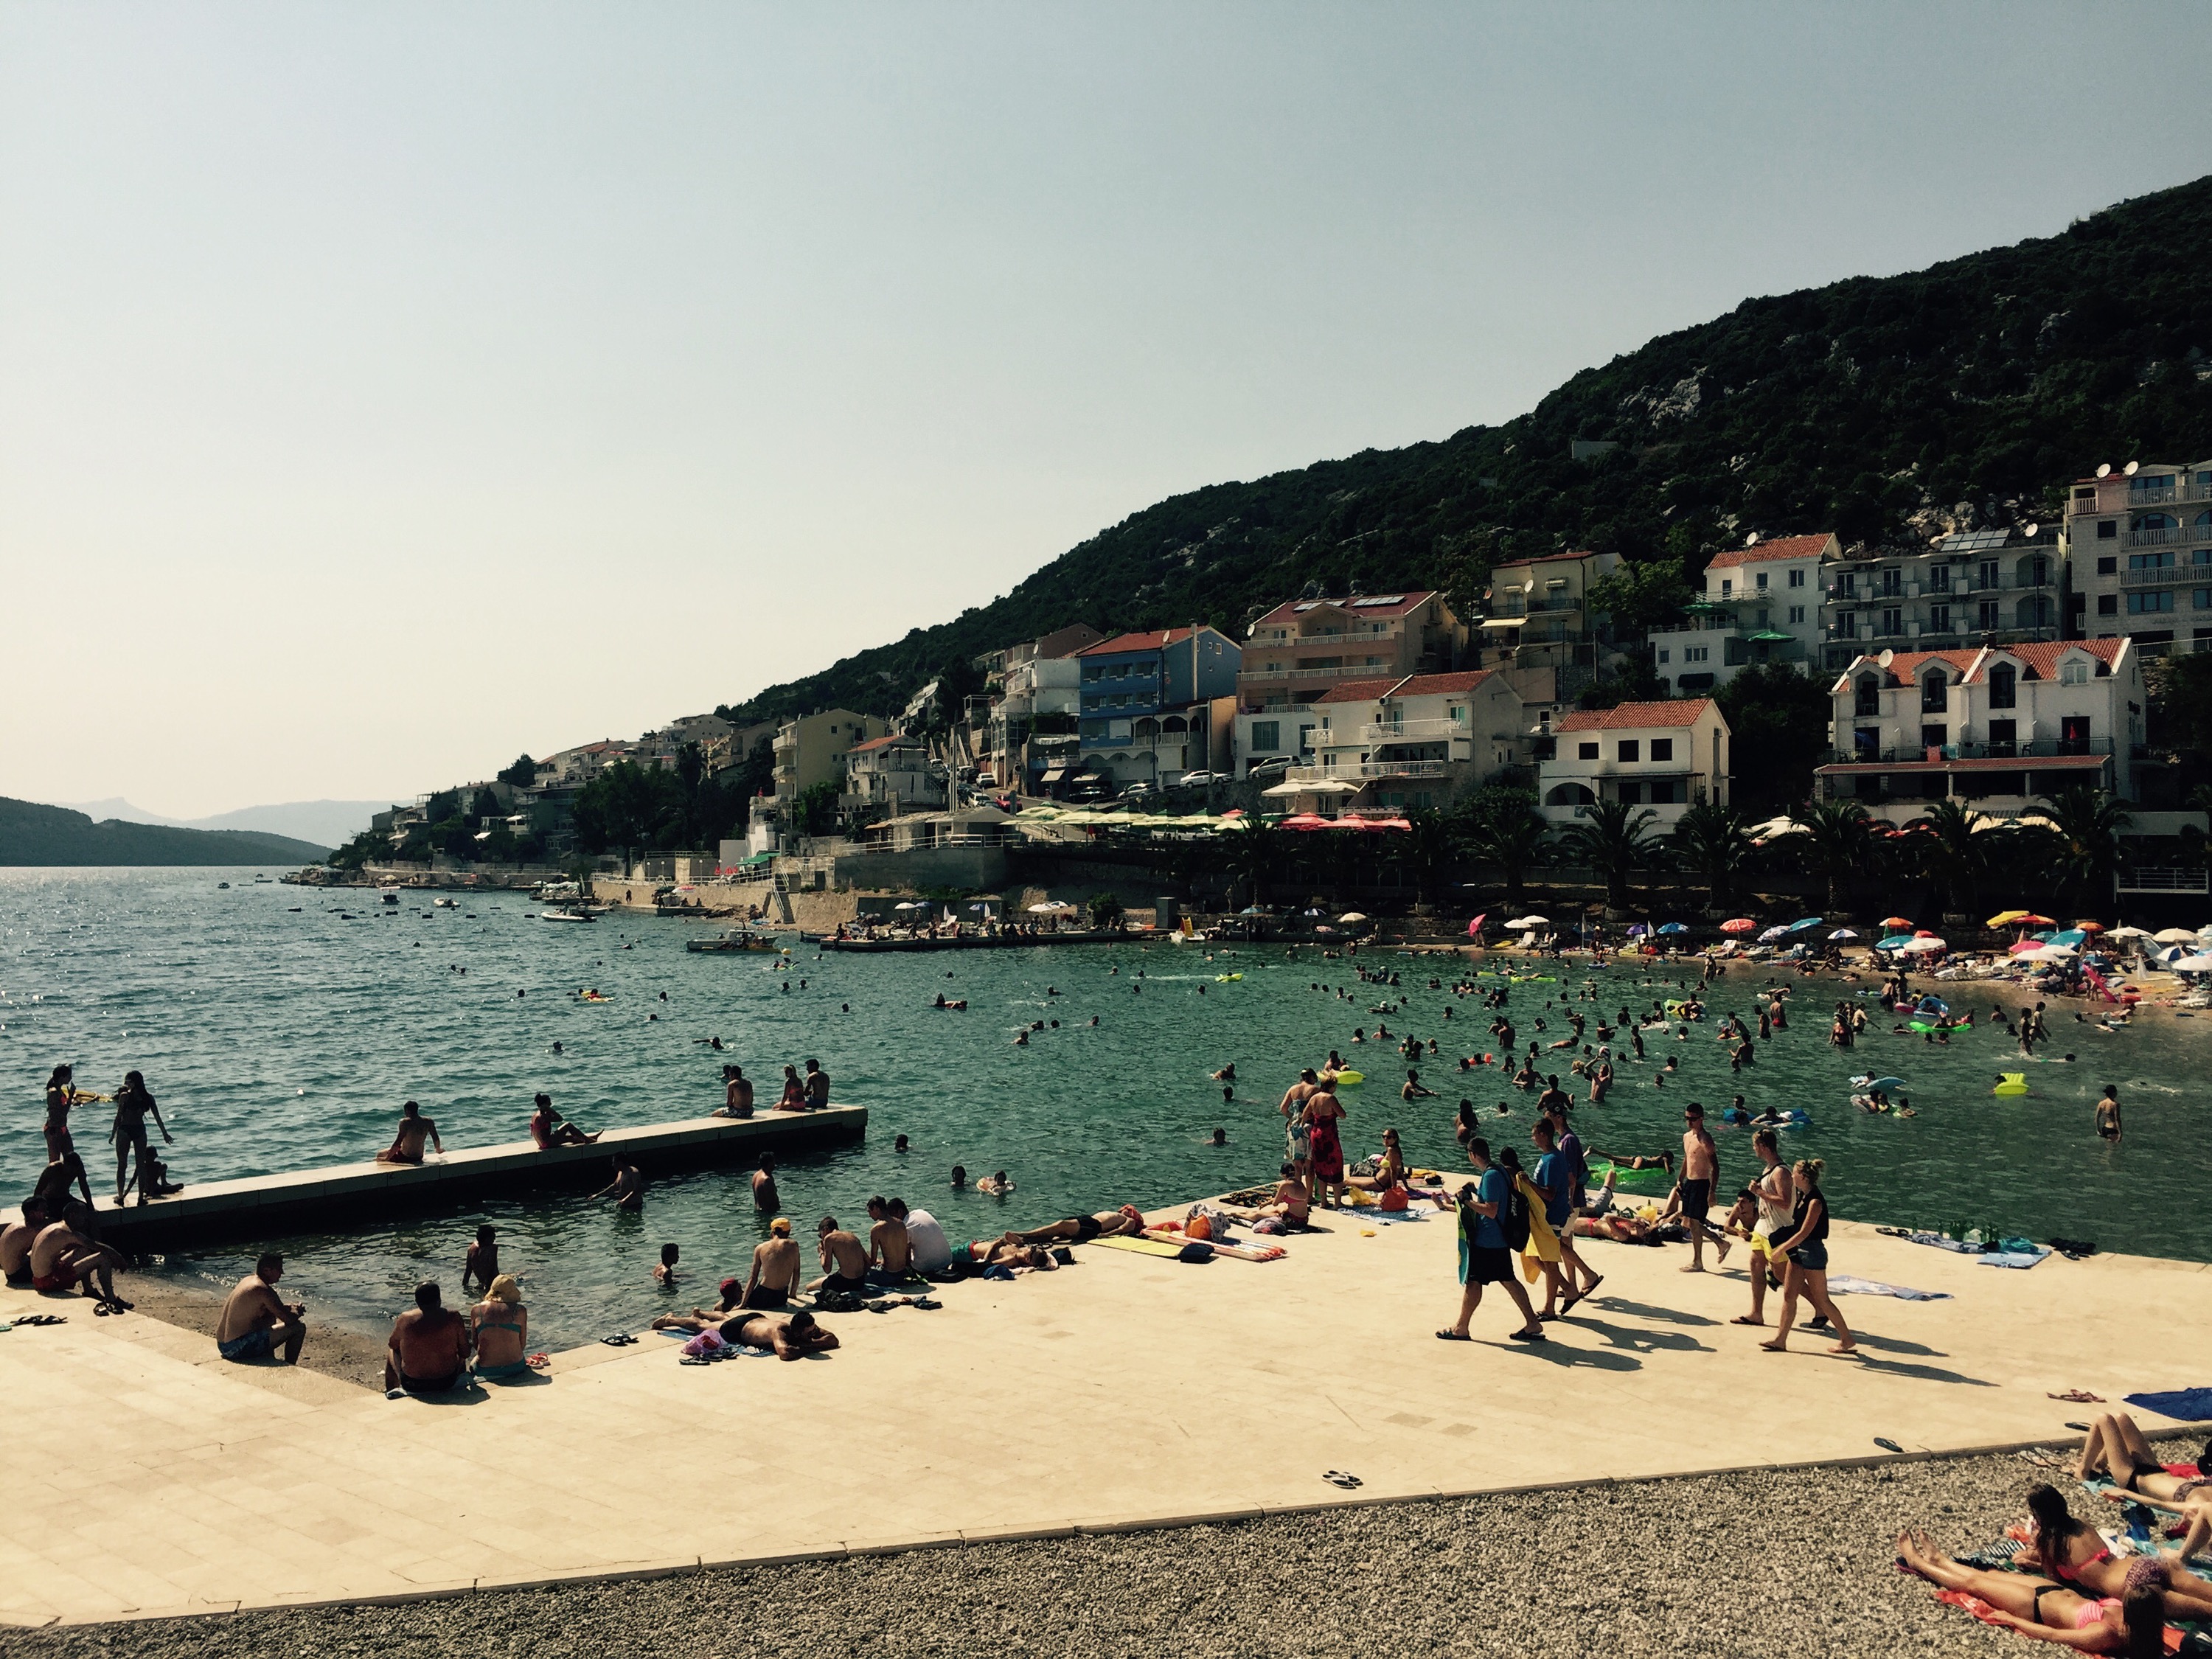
108,1267,388,1392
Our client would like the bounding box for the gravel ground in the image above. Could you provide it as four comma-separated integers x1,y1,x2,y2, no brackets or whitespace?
10,1441,2185,1658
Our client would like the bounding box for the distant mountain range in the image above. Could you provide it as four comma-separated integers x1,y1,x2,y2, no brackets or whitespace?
719,173,2212,727
1,799,330,866
56,798,388,849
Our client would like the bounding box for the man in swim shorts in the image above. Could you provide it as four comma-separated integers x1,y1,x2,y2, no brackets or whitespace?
2096,1086,2123,1146
384,1281,472,1396
1279,1068,1318,1183
1677,1103,1727,1273
717,1308,841,1360
1011,1206,1147,1245
28,1216,128,1308
1,1195,52,1284
808,1215,869,1298
215,1253,306,1364
865,1196,912,1285
375,1100,442,1165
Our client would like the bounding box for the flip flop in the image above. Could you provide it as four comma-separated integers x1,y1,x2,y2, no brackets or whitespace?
2049,1390,2107,1403
2067,1422,2094,1432
1434,1329,1471,1341
93,1304,112,1316
1875,1437,1905,1454
679,1356,711,1366
911,1297,941,1310
1729,1315,1764,1326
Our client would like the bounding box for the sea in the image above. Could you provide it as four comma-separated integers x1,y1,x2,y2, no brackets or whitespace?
2,868,2199,1348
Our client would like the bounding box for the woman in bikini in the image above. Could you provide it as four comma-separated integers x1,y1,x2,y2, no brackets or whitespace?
470,1275,531,1381
2028,1484,2212,1621
2079,1416,2212,1559
776,1066,807,1110
43,1064,79,1161
1896,1528,2165,1654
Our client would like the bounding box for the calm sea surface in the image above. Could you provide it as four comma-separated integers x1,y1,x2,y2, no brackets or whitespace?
3,868,2199,1347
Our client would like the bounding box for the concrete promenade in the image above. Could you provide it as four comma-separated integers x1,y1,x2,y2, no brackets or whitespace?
3,1108,866,1251
1,1211,2205,1628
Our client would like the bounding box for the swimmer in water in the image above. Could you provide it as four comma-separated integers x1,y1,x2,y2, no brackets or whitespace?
977,1170,1014,1195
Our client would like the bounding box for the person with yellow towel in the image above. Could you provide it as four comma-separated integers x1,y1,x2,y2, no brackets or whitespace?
1500,1144,1568,1320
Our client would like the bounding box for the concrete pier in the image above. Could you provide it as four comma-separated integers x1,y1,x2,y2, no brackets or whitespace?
7,1107,866,1250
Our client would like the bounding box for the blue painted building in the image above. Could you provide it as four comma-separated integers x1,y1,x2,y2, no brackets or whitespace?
1074,625,1242,787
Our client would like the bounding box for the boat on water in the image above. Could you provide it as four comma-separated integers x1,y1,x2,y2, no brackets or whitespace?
542,905,596,923
685,930,782,953
378,887,401,905
532,880,582,903
432,897,457,908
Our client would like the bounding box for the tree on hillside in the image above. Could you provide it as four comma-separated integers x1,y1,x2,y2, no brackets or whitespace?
1718,663,1835,815
497,754,538,788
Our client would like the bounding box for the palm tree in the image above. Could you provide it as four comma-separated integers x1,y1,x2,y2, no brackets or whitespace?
1791,798,1875,917
1397,807,1461,908
1669,800,1758,911
1907,798,1986,922
1460,795,1552,908
1557,796,1660,914
1220,819,1290,910
2038,784,2132,915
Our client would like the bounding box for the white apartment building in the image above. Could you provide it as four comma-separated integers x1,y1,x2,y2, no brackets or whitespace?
975,624,1102,789
1234,591,1466,776
843,733,946,815
1651,532,1834,694
2063,459,2212,653
1817,527,2063,673
1475,549,1621,708
772,709,892,801
1537,699,1731,828
1812,638,2142,825
1273,670,1523,813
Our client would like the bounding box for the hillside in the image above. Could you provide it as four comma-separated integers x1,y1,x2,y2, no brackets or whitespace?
720,173,2212,726
0,798,329,866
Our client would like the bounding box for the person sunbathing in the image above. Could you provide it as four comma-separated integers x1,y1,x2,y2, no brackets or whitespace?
2027,1483,2212,1621
715,1308,840,1360
961,1237,1055,1272
1011,1206,1146,1245
2079,1415,2212,1554
1897,1528,2163,1654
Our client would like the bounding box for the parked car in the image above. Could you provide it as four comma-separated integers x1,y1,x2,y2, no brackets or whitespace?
1176,771,1219,787
1119,782,1158,801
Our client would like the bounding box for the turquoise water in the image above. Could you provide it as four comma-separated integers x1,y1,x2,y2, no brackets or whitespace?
2,868,2198,1348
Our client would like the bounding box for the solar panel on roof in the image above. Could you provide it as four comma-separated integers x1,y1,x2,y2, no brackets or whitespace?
1351,595,1406,607
1293,602,1322,611
1940,529,2011,552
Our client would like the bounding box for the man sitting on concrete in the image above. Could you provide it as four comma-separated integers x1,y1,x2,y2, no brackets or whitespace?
215,1253,307,1364
865,1196,914,1287
807,1215,870,1300
28,1214,128,1310
1,1194,52,1284
384,1281,473,1398
375,1100,443,1165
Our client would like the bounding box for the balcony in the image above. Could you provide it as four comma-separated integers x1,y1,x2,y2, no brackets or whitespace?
1486,595,1582,618
2124,523,2212,549
1826,738,2114,765
2118,560,2212,588
1239,664,1398,683
1357,718,1467,742
1287,759,1450,782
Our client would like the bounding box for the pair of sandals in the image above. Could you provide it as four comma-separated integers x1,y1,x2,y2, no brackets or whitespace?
8,1312,66,1327
679,1346,747,1366
1323,1470,1363,1489
863,1295,942,1313
599,1332,639,1347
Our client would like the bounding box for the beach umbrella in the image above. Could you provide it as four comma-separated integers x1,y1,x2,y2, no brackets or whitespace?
1719,918,1757,934
1508,914,1550,928
1896,936,1948,953
2075,921,2106,933
1626,923,1649,936
2020,944,2076,961
1881,916,1915,930
1758,925,1791,943
1829,928,1860,941
2107,925,2152,940
895,901,925,911
1337,912,1369,924
1911,928,1937,938
2049,928,2088,947
2175,953,2212,973
1789,917,1823,931
1278,813,1332,830
1238,905,1267,916
1657,922,1690,934
1986,909,2031,927
2154,928,2199,944
1877,934,1914,950
2017,913,2056,927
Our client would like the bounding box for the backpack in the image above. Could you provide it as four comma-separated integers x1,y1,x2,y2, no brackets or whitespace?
1500,1176,1531,1253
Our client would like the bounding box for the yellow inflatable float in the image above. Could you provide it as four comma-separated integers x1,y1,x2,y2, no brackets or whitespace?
1993,1073,2028,1096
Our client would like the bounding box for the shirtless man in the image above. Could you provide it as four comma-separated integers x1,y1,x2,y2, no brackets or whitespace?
1,1196,51,1284
462,1225,500,1295
375,1100,442,1164
801,1060,831,1110
961,1237,1056,1273
1279,1068,1318,1185
751,1153,779,1210
740,1217,803,1307
29,1217,128,1307
715,1066,754,1119
1011,1206,1147,1245
717,1307,841,1361
1677,1103,1728,1272
865,1196,913,1285
383,1281,472,1396
215,1253,306,1364
807,1215,869,1298
593,1156,645,1210
2096,1085,2123,1146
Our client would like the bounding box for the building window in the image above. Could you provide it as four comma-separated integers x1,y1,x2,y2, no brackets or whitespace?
2059,659,2090,686
2097,556,2117,575
2129,551,2177,570
1788,568,1805,588
1929,565,1952,593
1928,604,1951,634
1921,674,1947,713
2098,521,2118,539
1921,724,1946,751
1989,718,2017,752
2060,716,2090,754
1617,740,1640,763
2129,591,2176,613
1756,608,1770,626
1755,572,1769,591
1788,605,1804,624
2134,514,2177,533
1651,738,1673,762
2197,589,2212,611
1979,600,2001,628
2098,594,2118,615
1880,568,1902,597
1989,664,2016,709
1577,741,1600,760
1880,607,1902,636
1720,579,1733,597
1853,726,1878,757
1656,648,1670,664
1684,645,1709,663
1854,674,1879,717
1250,720,1280,751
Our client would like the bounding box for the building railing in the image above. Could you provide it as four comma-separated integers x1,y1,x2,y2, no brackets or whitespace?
2122,523,2212,549
2118,867,2210,894
2118,561,2212,588
1486,596,1582,617
1287,759,1450,782
1826,738,2114,765
1356,718,1467,742
1239,664,1399,683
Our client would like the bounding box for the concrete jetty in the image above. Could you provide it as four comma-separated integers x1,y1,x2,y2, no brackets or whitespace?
7,1106,866,1251
810,928,1145,953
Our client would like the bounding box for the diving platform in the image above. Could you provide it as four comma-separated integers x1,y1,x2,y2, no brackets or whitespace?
9,1106,867,1251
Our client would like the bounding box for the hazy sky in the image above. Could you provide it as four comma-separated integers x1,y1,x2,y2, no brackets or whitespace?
3,2,2205,818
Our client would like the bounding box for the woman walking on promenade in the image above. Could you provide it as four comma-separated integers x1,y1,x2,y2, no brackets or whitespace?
1760,1158,1857,1356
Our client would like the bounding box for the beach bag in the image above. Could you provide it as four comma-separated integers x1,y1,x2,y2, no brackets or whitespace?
1501,1178,1531,1253
1377,1185,1410,1212
1177,1242,1214,1264
1186,1213,1213,1241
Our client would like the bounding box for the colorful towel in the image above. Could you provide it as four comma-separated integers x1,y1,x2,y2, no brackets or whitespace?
1826,1275,1950,1301
1933,1587,2185,1652
1092,1236,1186,1258
2126,1388,2212,1424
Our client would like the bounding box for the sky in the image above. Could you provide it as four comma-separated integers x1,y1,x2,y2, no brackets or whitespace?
3,2,2207,819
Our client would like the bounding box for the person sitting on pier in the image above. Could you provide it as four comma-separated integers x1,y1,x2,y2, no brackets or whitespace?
865,1196,914,1285
462,1225,500,1295
1251,1164,1311,1228
776,1066,807,1110
132,1148,184,1205
809,1215,870,1300
802,1060,831,1110
592,1157,645,1211
530,1093,599,1148
713,1065,754,1119
375,1100,443,1165
1010,1206,1147,1246
29,1214,129,1310
717,1307,841,1360
215,1253,306,1365
384,1281,473,1397
470,1275,530,1382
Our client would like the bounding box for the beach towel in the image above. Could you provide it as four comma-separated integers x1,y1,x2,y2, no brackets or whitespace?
1139,1228,1284,1262
2126,1388,2212,1424
1979,1248,2053,1270
1826,1275,1950,1301
1093,1237,1187,1258
1932,1587,2185,1653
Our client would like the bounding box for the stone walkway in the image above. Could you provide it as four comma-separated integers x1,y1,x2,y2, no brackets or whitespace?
4,1213,2206,1627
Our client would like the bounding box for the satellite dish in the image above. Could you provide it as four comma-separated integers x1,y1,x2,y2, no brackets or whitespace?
1878,648,1896,669
1745,532,1761,547
2096,464,2112,478
2023,522,2039,539
2125,460,2140,476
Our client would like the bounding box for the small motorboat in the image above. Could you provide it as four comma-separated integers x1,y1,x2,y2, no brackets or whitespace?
378,886,401,905
542,906,595,924
686,930,780,953
433,897,458,908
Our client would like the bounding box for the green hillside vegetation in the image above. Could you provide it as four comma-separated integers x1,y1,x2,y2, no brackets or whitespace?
720,173,2212,730
0,798,329,866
